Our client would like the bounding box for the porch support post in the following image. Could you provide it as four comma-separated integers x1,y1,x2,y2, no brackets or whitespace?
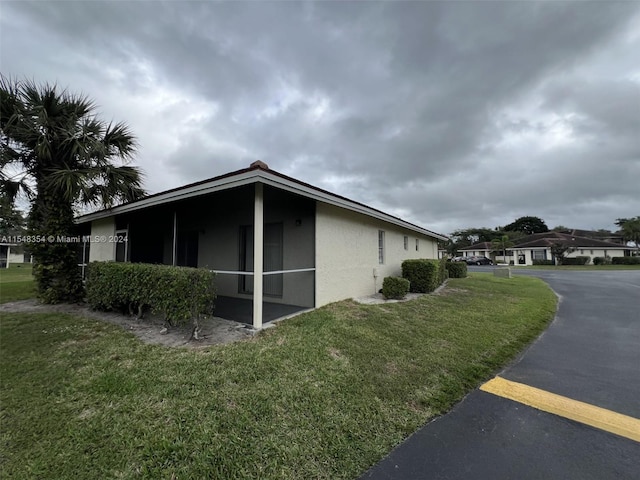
253,183,264,329
172,211,177,266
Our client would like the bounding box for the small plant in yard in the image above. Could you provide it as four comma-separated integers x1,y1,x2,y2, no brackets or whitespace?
382,276,410,299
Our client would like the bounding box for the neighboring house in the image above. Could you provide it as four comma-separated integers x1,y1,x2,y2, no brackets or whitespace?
76,161,447,328
0,244,11,268
554,228,625,245
508,232,630,266
458,241,511,263
0,243,24,268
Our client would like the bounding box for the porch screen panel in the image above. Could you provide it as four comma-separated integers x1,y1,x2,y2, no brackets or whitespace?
264,223,283,297
239,226,254,293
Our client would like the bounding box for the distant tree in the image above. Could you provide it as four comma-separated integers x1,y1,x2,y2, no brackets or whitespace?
1,76,145,303
615,217,640,251
552,225,570,232
550,243,575,265
504,216,549,235
0,196,26,235
448,227,500,255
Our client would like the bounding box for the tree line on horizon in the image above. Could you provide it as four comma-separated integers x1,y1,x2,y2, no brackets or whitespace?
444,216,640,256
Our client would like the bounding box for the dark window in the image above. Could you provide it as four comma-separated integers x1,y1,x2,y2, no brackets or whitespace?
177,231,198,267
115,229,128,262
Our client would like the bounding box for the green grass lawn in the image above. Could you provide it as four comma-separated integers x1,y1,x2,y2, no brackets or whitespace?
0,274,557,479
0,264,35,303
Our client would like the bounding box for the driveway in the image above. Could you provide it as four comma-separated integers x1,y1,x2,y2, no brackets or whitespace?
360,269,640,479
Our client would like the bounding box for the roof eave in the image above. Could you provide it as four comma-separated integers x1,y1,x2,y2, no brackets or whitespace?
76,169,449,242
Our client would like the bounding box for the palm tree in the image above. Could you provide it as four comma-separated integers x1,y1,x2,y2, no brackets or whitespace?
491,234,514,264
1,76,145,303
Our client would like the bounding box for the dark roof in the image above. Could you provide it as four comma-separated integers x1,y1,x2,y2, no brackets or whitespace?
76,161,448,240
512,232,627,249
553,228,625,244
459,242,493,251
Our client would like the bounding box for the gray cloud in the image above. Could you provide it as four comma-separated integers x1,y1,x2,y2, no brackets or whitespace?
2,0,639,235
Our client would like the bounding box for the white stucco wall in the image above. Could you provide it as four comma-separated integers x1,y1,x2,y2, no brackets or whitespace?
7,251,25,264
315,202,439,306
511,247,627,265
89,217,116,262
569,248,626,260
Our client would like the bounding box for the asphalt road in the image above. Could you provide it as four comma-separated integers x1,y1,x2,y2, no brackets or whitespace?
360,269,640,479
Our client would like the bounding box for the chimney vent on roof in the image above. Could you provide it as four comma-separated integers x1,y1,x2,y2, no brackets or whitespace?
250,160,269,170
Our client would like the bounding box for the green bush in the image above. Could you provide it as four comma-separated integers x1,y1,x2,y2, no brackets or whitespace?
86,262,216,325
561,256,590,265
438,258,447,284
611,256,640,265
446,261,467,278
382,276,410,300
532,260,554,266
402,259,442,293
593,256,612,266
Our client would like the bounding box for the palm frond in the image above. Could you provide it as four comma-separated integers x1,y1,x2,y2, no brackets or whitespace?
1,75,145,210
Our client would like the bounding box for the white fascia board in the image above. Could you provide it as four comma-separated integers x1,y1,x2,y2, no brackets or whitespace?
76,169,448,241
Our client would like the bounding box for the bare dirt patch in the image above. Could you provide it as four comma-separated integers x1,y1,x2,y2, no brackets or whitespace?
0,299,253,348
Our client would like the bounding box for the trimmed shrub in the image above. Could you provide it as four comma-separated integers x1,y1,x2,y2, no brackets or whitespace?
382,276,410,300
561,256,590,265
593,256,612,266
438,258,448,284
532,260,554,266
86,262,216,325
402,259,442,293
446,261,467,278
612,256,640,265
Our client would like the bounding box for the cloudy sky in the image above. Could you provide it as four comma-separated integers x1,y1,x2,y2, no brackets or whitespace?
1,1,639,235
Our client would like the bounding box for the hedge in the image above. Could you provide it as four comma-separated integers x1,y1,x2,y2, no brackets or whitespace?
593,256,611,265
446,261,467,278
532,260,554,266
382,276,410,300
561,256,590,265
401,259,444,293
612,256,640,265
86,262,216,325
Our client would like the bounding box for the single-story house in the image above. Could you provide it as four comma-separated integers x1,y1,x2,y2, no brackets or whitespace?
508,232,631,266
457,241,512,263
0,243,13,268
76,161,447,328
0,243,27,268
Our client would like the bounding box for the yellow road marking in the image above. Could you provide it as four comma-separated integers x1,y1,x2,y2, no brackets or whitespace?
480,376,640,443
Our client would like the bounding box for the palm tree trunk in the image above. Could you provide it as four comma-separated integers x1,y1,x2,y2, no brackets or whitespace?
29,176,84,303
